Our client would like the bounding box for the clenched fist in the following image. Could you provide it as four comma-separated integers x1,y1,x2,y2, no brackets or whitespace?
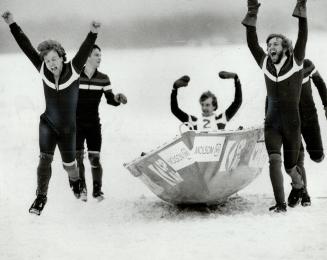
114,93,127,104
90,21,101,33
173,75,190,89
1,11,14,25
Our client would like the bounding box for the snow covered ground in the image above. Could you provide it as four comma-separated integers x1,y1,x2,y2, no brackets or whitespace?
1,36,327,260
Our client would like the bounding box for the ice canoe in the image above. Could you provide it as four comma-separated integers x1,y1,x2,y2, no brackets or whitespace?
124,127,267,205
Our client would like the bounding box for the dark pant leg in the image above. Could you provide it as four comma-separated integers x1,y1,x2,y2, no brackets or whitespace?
297,143,308,192
37,120,57,195
85,123,103,187
302,116,324,162
282,127,303,188
58,129,76,164
57,129,79,181
76,124,86,186
265,127,285,204
85,123,102,152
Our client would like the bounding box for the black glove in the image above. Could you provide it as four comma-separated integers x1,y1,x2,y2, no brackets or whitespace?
173,75,190,89
242,0,261,27
293,0,307,18
115,93,127,104
219,71,238,80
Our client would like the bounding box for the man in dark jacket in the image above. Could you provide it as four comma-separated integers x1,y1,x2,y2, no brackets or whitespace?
2,10,100,215
242,0,308,212
76,45,127,202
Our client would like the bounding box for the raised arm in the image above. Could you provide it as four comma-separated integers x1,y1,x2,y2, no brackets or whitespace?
219,71,242,121
170,76,194,123
242,0,266,67
2,11,42,70
72,21,100,74
293,0,308,65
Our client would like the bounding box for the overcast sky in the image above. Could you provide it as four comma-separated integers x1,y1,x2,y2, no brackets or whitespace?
0,0,326,51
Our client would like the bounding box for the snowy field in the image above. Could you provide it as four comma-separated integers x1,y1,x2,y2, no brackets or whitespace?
1,34,327,260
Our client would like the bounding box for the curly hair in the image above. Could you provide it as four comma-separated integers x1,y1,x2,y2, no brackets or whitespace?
37,40,67,62
266,34,293,57
199,91,218,110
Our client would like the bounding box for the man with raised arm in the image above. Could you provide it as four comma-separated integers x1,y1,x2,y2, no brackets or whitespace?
242,0,308,212
265,58,327,207
171,71,242,131
1,11,100,215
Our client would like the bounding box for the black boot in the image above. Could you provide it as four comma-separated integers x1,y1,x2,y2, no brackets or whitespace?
80,181,87,202
29,194,47,216
288,185,304,207
92,181,104,201
301,190,311,207
269,202,287,213
69,179,82,199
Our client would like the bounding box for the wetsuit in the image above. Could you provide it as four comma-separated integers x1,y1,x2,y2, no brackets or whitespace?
170,77,242,130
76,69,120,190
264,59,326,162
245,14,307,205
9,22,97,195
246,18,307,171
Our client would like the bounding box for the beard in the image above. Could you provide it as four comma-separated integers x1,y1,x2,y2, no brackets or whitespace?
270,51,284,64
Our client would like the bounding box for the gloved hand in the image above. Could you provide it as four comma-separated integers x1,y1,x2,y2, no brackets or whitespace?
173,75,190,89
1,11,14,25
293,0,307,18
90,21,101,33
241,0,261,27
114,93,127,104
219,71,238,80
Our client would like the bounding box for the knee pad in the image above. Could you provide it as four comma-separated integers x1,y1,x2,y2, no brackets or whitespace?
269,153,282,165
88,153,101,168
63,161,78,172
38,153,53,168
63,161,79,180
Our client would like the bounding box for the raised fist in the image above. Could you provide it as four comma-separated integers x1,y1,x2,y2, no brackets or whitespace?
219,71,238,80
1,11,14,25
247,0,260,9
293,0,307,18
173,75,190,89
90,21,101,33
115,93,127,104
242,0,261,27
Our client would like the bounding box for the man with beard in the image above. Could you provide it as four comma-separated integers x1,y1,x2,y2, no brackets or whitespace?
265,59,327,207
242,0,308,212
170,71,242,131
76,45,127,202
2,11,100,215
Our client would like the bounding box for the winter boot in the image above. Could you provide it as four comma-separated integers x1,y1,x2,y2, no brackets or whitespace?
269,202,287,213
29,194,47,216
92,181,104,201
